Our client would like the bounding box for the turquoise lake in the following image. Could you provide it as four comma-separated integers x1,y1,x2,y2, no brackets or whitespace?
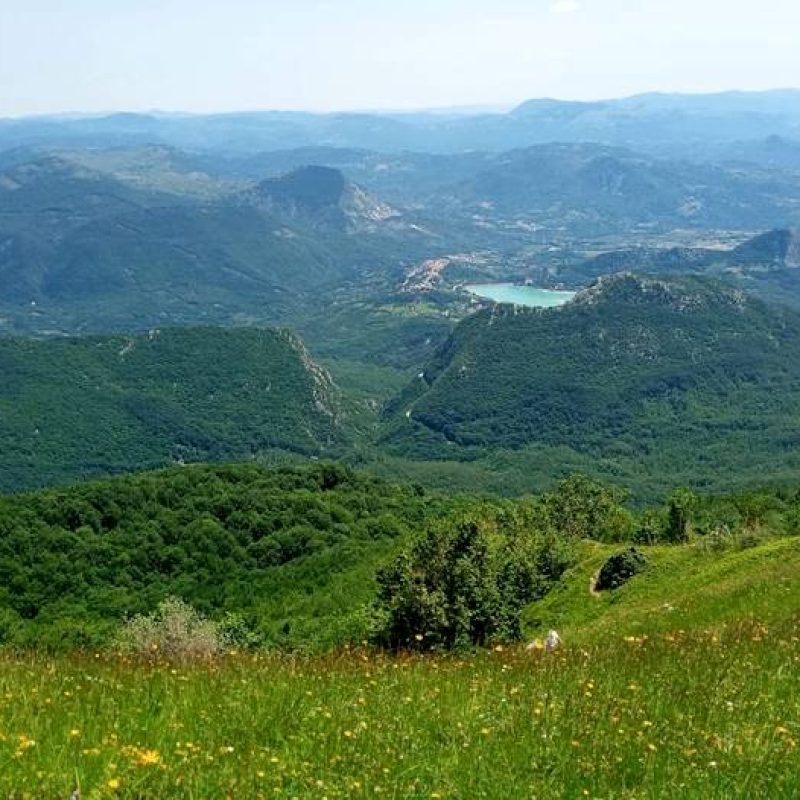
465,283,576,308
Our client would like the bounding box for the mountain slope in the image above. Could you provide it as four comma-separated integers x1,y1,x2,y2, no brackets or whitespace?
567,228,800,305
253,165,402,233
0,156,429,333
0,327,346,491
442,144,800,234
384,275,800,494
524,535,800,643
0,462,460,648
729,227,800,268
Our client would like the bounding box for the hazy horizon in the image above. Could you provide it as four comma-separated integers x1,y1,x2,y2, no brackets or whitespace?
5,86,800,122
2,0,799,118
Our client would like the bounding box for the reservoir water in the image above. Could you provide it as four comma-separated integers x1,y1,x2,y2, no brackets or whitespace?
465,283,576,308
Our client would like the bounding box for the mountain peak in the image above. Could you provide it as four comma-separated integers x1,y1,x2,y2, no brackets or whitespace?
731,228,800,268
573,273,750,312
256,165,347,210
253,165,399,233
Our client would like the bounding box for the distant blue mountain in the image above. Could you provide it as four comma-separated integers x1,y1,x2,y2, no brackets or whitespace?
2,90,799,154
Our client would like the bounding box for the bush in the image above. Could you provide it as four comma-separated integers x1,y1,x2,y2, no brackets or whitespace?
595,548,648,591
699,525,733,553
735,531,766,551
116,598,227,660
217,611,263,649
632,510,665,544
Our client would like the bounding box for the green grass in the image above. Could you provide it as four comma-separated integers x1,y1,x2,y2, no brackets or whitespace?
523,536,800,642
1,535,799,798
1,621,798,798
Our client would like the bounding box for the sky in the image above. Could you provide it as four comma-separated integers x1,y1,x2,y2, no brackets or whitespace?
1,0,798,117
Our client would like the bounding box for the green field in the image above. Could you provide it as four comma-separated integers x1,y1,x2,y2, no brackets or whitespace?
2,535,798,799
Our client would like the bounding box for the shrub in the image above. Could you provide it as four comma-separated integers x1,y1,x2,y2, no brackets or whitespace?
116,598,227,660
699,525,734,553
217,611,263,649
595,547,648,591
632,509,665,544
735,531,766,551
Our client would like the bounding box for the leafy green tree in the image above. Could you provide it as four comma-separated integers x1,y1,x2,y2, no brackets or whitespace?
0,463,454,650
374,514,573,650
733,492,777,531
632,509,666,544
666,488,698,543
544,474,632,541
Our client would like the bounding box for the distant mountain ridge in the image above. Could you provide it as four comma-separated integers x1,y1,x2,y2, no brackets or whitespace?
0,155,431,334
566,228,800,302
438,144,800,234
2,90,799,154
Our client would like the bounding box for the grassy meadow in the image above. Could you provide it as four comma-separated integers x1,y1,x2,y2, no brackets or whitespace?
2,538,799,799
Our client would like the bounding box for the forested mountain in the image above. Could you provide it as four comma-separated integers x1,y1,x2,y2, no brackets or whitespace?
0,463,454,648
0,327,346,491
0,156,436,334
729,227,800,268
22,141,798,235
439,144,800,234
4,94,800,499
680,135,800,170
384,275,800,493
566,228,800,305
3,142,799,343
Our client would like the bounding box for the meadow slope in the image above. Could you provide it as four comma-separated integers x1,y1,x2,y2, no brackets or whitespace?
1,535,798,798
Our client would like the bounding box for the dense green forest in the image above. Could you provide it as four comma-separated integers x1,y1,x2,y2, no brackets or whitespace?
0,461,796,652
9,274,800,500
0,327,346,491
0,463,473,649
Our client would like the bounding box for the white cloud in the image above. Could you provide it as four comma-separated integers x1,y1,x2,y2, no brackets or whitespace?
550,0,582,14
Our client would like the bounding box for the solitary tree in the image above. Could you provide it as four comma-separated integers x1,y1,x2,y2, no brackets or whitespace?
374,513,573,651
666,488,698,543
